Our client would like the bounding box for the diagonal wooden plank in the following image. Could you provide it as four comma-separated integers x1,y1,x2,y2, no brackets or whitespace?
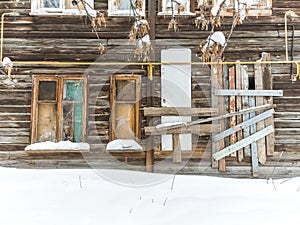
155,104,274,131
213,126,274,161
212,109,274,142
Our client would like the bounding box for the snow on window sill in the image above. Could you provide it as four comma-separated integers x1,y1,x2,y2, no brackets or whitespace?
106,139,143,152
25,141,90,154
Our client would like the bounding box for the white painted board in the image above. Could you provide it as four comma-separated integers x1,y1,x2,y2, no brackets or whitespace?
161,48,192,150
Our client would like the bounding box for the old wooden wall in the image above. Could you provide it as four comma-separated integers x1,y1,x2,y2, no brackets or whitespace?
0,0,300,177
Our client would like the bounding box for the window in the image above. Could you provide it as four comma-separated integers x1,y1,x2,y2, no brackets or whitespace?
108,0,145,17
31,76,86,143
218,0,272,17
158,0,195,16
30,0,94,15
110,75,141,141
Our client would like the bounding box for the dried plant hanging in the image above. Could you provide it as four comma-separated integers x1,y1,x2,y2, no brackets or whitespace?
197,0,257,62
167,0,186,32
121,0,152,62
72,0,107,54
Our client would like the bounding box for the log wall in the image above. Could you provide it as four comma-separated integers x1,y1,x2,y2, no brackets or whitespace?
0,0,299,177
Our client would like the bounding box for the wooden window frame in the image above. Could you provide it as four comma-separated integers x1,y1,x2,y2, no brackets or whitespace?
110,75,141,141
217,0,272,17
30,0,94,16
31,76,87,144
107,0,146,17
158,0,195,16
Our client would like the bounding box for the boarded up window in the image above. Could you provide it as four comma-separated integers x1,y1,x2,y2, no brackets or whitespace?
31,77,86,143
110,75,141,141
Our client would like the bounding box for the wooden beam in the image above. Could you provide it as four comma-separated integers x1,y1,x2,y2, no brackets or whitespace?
143,107,218,116
213,126,274,161
215,89,283,97
212,109,274,142
145,124,221,135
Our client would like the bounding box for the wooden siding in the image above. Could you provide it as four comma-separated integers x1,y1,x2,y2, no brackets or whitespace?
0,0,299,177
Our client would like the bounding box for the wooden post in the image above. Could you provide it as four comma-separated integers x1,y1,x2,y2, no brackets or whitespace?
173,134,182,163
255,59,267,165
148,0,156,40
145,75,154,172
146,0,156,172
211,57,226,172
235,62,244,162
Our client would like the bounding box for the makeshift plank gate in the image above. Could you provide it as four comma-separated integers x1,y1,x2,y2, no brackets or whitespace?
211,53,283,177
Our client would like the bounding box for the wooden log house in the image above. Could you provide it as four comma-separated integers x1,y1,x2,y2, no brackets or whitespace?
0,0,300,178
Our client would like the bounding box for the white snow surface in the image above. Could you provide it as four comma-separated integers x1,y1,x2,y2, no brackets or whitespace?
25,141,90,151
106,139,143,151
0,167,299,225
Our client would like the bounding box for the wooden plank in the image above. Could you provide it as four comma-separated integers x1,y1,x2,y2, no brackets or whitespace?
229,66,237,157
155,104,275,131
223,65,230,148
215,89,283,97
235,62,244,162
249,97,259,177
261,52,275,156
145,124,221,135
212,109,274,142
255,59,267,164
211,57,221,169
213,126,274,161
143,107,218,116
241,65,251,157
217,61,226,172
173,134,181,163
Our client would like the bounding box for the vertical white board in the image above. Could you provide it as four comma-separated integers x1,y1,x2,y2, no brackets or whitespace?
161,48,192,150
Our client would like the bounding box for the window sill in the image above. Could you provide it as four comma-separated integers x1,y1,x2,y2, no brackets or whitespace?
29,11,87,17
157,12,196,16
220,9,272,17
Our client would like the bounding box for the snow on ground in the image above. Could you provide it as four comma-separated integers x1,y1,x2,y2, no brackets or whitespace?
0,167,299,225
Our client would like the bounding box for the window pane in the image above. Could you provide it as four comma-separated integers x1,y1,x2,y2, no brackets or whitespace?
115,103,135,139
115,0,131,10
116,80,136,101
63,80,83,101
38,81,57,101
36,103,57,142
65,0,84,9
42,0,60,8
62,103,82,142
